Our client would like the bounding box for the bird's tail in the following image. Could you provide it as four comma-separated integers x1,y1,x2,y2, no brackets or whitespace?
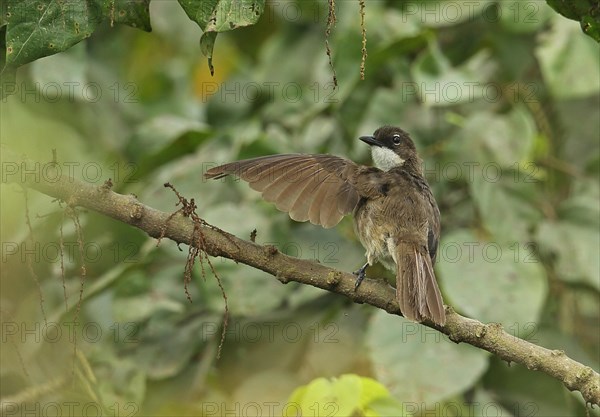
395,242,445,325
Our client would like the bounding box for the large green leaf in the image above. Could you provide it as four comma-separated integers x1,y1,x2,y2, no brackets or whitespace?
178,0,265,73
2,0,151,69
286,374,404,417
483,356,592,416
451,107,537,168
470,173,541,244
449,107,541,242
546,0,600,41
536,15,600,98
91,351,147,413
438,229,547,326
537,221,600,290
3,1,102,69
499,1,554,33
130,313,213,380
536,178,599,290
411,44,495,106
366,311,489,404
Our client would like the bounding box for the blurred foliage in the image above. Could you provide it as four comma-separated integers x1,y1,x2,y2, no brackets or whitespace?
0,0,599,416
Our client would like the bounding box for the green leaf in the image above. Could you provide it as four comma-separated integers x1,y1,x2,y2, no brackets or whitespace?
179,0,265,72
203,264,292,316
200,31,217,75
411,43,495,106
205,0,265,32
111,0,151,31
438,230,547,326
451,107,537,167
484,357,590,416
558,178,600,227
470,173,541,244
535,178,599,290
366,311,489,404
178,0,221,28
448,107,541,242
0,24,17,99
112,293,184,323
397,0,495,28
546,0,600,42
537,221,600,290
131,313,212,380
127,115,212,180
498,1,554,33
285,374,403,417
1,0,151,81
536,15,600,98
291,222,365,274
93,355,147,411
3,0,103,69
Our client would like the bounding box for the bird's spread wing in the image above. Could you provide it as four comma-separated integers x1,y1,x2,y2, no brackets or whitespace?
204,154,363,228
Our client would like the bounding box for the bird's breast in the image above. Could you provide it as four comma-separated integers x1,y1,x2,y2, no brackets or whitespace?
353,198,396,270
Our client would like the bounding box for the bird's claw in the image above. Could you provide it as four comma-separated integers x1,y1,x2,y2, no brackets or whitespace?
353,263,369,290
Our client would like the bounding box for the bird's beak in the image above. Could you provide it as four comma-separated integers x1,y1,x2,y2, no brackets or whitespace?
359,135,382,147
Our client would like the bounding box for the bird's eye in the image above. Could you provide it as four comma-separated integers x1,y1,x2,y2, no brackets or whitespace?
392,134,401,145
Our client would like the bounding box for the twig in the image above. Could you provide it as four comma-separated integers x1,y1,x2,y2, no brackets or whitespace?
359,0,367,79
325,0,338,88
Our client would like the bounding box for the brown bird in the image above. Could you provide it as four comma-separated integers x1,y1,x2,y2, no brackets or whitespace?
204,126,445,325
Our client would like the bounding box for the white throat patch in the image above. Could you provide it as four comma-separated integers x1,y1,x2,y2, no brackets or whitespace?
371,146,405,171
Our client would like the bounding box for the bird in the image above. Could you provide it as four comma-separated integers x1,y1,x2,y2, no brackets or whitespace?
204,126,445,325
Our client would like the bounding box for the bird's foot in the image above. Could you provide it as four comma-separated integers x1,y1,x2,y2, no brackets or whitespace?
353,262,369,290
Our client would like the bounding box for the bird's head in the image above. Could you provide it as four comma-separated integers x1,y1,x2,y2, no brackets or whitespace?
359,126,421,172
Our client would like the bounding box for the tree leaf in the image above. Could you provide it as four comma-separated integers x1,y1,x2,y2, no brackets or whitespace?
470,173,541,244
536,178,599,290
179,0,265,72
537,221,600,290
111,0,151,31
498,1,554,33
546,0,600,42
286,374,403,417
131,313,211,380
484,356,589,416
200,31,217,75
438,230,548,326
4,0,103,69
536,16,600,98
396,0,495,28
451,107,537,168
366,310,489,404
411,44,496,106
2,0,152,75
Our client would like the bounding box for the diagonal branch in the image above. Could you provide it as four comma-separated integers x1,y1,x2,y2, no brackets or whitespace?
2,147,599,406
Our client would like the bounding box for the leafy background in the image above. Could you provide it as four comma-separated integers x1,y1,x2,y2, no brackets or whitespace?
1,0,599,416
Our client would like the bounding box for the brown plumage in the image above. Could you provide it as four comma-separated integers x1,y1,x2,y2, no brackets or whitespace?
204,126,445,325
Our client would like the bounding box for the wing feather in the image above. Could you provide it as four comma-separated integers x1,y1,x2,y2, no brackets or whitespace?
261,159,316,202
205,154,361,227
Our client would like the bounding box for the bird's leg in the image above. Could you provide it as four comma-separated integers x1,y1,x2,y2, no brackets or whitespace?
353,262,369,290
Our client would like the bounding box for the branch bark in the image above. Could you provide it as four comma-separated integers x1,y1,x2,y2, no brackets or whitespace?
3,147,599,406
